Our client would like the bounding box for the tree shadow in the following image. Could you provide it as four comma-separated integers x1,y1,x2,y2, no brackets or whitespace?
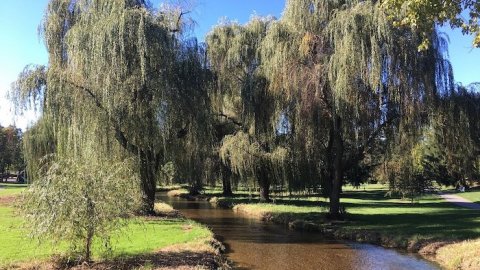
63,251,222,270
345,209,480,239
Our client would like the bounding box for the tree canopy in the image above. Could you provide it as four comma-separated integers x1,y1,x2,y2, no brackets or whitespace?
382,0,480,50
11,0,477,220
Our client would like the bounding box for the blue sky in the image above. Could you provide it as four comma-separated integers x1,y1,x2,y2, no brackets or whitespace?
0,0,478,129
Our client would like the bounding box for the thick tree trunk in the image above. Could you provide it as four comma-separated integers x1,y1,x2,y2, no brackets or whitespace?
258,166,271,202
189,164,203,195
328,116,344,219
139,151,158,215
221,163,233,197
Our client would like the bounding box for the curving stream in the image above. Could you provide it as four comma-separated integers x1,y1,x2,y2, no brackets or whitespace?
158,194,440,270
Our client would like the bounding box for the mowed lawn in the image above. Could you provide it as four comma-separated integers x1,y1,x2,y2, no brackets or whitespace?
0,184,212,267
456,189,480,204
341,188,480,240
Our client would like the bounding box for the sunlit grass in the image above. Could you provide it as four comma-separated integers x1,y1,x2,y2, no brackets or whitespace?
0,183,28,197
0,185,212,267
456,190,480,204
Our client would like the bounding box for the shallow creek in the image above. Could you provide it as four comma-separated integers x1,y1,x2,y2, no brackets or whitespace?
158,194,440,270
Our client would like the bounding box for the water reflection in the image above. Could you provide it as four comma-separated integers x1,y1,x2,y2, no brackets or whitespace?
158,194,439,270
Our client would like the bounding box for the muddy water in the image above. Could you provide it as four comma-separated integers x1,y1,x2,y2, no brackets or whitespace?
158,194,440,270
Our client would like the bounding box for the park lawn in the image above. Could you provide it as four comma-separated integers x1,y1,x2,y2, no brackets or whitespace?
341,190,480,241
0,183,28,197
456,190,480,204
0,185,213,267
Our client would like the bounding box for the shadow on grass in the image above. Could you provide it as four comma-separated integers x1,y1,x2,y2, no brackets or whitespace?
0,183,29,189
110,251,217,269
345,209,480,239
38,251,221,270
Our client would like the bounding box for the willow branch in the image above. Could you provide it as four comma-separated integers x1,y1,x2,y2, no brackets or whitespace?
68,80,140,155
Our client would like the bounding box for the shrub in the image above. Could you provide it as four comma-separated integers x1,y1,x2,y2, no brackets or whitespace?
21,157,142,262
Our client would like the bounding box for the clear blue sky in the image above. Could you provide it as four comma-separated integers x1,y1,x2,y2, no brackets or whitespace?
0,0,478,129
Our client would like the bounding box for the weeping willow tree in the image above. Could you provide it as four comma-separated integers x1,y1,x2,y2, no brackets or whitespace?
207,17,288,201
260,0,453,218
11,0,212,214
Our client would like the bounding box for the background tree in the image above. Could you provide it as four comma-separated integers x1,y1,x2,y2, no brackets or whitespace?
382,0,480,50
423,85,480,186
207,17,288,201
261,0,453,218
0,125,24,176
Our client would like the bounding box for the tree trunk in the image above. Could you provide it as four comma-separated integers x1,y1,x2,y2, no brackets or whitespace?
139,151,158,215
328,116,344,219
85,195,94,262
85,227,93,262
258,166,271,202
221,163,233,197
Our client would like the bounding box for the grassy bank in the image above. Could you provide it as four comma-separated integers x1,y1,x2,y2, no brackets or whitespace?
166,184,480,269
0,184,227,269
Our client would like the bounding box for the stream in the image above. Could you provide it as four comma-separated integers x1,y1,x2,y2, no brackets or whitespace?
158,194,441,270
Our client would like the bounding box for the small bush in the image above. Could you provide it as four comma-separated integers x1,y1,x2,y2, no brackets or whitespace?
21,157,142,262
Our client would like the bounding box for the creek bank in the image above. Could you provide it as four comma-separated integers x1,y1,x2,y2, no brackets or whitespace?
232,203,478,270
166,190,477,270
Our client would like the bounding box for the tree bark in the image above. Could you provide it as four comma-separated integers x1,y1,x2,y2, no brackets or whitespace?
328,116,344,219
221,163,233,197
139,150,158,215
85,195,94,262
258,165,271,202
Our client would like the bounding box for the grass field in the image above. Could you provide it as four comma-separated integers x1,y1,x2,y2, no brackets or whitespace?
341,189,480,240
0,184,214,268
456,189,480,204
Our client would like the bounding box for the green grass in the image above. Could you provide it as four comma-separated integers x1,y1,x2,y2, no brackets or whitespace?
0,183,28,197
456,189,480,204
341,189,480,240
0,185,213,267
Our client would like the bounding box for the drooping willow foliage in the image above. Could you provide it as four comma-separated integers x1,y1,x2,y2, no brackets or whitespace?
204,0,456,211
21,157,141,262
207,16,289,201
414,85,480,187
12,0,213,214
